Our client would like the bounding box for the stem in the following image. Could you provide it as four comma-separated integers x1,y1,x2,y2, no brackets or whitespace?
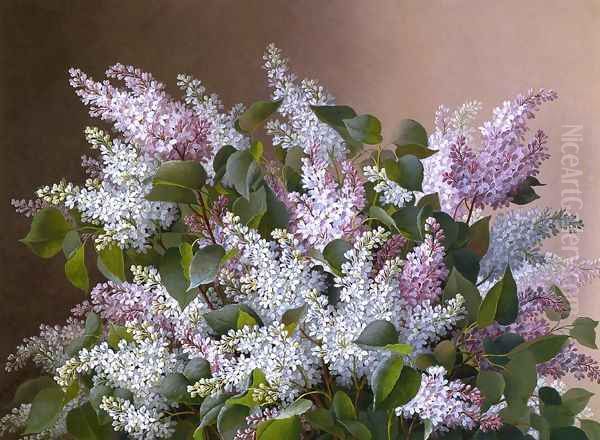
198,286,215,310
466,195,478,224
194,190,217,245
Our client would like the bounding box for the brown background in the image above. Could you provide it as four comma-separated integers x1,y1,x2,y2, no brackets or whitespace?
1,0,599,414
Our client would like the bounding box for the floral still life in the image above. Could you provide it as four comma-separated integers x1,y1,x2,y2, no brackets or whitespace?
3,45,600,440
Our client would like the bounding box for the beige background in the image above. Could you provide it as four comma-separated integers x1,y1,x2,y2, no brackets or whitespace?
1,0,599,414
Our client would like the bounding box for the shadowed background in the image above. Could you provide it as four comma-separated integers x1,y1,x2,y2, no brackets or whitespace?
1,0,599,414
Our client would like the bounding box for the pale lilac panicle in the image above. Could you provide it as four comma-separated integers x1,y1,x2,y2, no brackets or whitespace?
398,218,448,306
69,65,213,163
396,366,491,433
364,164,414,208
263,44,346,160
188,323,320,404
234,407,279,440
307,229,403,384
11,197,47,218
288,148,365,249
220,212,325,323
5,318,84,374
539,342,600,383
423,90,557,217
481,207,583,279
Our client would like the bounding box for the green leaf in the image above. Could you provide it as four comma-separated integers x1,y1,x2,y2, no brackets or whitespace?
467,216,490,258
66,402,113,440
250,140,264,161
343,114,383,144
258,186,290,238
225,150,261,200
236,100,282,133
65,244,89,292
183,358,211,383
227,369,268,408
369,206,397,230
333,391,357,420
25,386,65,434
395,144,437,159
21,207,72,258
447,248,480,284
232,186,267,226
483,333,525,366
539,387,562,405
383,155,423,192
392,206,421,240
338,419,372,440
199,393,233,426
478,266,518,327
433,340,456,372
146,184,196,204
63,230,82,258
322,239,352,275
13,377,56,405
477,370,505,406
97,244,125,282
392,119,429,150
509,335,569,364
203,304,261,335
545,285,571,321
416,193,441,211
188,244,226,289
213,145,237,181
581,419,600,440
88,384,113,413
310,104,363,155
107,324,133,350
379,366,421,410
256,416,301,440
179,242,193,281
503,351,537,407
152,160,207,190
282,304,308,335
159,373,190,402
276,399,313,419
383,343,413,355
372,355,404,408
570,317,598,349
549,427,587,440
305,408,346,437
160,248,197,309
561,388,594,415
217,404,250,440
512,176,543,205
354,320,398,347
237,309,258,329
193,427,206,440
443,268,481,323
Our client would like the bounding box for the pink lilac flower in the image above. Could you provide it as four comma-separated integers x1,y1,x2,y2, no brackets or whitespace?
69,64,212,162
288,146,365,249
373,234,407,274
426,89,557,218
398,218,448,306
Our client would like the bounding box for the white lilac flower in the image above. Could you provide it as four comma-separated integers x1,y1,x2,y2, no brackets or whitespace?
480,207,583,279
220,212,326,323
38,128,178,251
5,318,84,374
397,295,465,354
188,323,320,404
363,165,414,208
263,44,346,160
101,396,174,440
396,366,481,432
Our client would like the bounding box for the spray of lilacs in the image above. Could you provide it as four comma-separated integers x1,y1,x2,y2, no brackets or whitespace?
6,45,600,440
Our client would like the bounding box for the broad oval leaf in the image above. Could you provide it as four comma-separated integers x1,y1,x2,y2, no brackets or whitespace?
392,119,428,149
217,404,250,440
372,355,404,408
380,366,421,410
322,239,352,275
152,160,207,190
383,155,423,192
333,391,356,420
203,304,261,335
25,386,65,434
550,427,588,440
20,207,72,258
65,244,89,292
562,388,594,415
184,358,211,383
509,334,569,364
160,247,198,309
236,100,282,133
256,416,301,440
343,114,382,144
97,244,125,282
355,320,398,347
477,370,505,406
159,373,190,402
189,244,226,289
570,317,598,349
581,419,600,440
443,268,481,323
478,266,518,328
